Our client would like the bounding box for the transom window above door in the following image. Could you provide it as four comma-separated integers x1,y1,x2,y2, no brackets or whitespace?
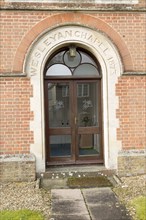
44,46,101,78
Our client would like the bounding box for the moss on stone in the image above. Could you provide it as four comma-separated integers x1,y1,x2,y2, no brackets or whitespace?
67,176,113,188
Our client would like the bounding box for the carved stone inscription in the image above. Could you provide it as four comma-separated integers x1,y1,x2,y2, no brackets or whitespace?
27,27,120,76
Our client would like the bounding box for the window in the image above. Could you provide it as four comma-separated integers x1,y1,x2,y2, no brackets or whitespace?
62,85,69,97
44,47,100,78
77,84,89,97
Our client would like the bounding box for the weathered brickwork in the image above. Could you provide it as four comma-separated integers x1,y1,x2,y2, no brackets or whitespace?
116,75,146,150
0,154,36,181
0,12,145,73
0,12,146,73
0,77,34,154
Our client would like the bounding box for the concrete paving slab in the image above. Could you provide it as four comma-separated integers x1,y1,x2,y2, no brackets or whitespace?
51,189,90,219
51,199,89,215
51,189,83,200
50,214,91,220
86,204,131,220
82,187,118,204
51,188,132,220
82,188,132,220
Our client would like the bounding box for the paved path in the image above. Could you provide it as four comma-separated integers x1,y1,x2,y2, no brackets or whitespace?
50,188,132,220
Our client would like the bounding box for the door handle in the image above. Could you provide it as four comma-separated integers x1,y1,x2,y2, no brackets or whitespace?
75,117,77,125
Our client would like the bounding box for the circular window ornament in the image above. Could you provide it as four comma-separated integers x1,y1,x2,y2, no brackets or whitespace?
63,51,81,68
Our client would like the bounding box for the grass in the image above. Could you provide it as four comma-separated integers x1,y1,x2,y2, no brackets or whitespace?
67,176,113,188
130,196,146,220
0,209,44,220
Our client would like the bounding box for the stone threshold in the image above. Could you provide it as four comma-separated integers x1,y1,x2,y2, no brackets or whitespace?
37,165,119,189
37,165,116,178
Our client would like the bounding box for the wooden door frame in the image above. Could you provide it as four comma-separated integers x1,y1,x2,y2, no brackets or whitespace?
44,78,103,166
44,80,75,165
73,80,103,163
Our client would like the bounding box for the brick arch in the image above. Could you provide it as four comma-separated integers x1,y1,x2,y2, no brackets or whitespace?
13,13,133,73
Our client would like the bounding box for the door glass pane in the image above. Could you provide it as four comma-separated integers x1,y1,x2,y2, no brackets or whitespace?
77,82,98,127
50,135,71,157
78,134,100,156
48,83,70,127
46,64,72,76
80,51,96,66
74,64,99,77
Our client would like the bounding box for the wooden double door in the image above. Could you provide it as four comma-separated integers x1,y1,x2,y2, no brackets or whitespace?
45,79,103,165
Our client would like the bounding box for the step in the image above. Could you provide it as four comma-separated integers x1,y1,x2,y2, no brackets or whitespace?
37,165,118,189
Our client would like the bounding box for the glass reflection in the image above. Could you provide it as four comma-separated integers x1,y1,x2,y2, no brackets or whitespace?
46,64,72,76
50,135,71,157
48,83,70,127
74,64,99,77
77,82,98,127
80,51,96,66
78,134,100,156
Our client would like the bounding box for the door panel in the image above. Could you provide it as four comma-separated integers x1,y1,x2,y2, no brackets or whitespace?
78,133,101,156
76,81,101,159
50,135,71,157
48,82,70,128
45,80,103,164
45,81,73,162
77,82,99,127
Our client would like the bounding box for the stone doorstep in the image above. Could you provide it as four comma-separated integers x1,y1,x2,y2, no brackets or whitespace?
38,165,118,189
40,176,118,190
37,165,116,179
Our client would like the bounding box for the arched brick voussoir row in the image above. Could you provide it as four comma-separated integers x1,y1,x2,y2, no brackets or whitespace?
12,13,133,73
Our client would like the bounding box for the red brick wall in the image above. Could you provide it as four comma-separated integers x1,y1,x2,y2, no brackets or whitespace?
93,13,146,71
0,77,33,154
0,11,49,73
0,12,145,73
0,10,145,155
116,76,146,149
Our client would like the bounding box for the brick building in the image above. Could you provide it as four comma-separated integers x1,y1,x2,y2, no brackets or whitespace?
0,0,146,181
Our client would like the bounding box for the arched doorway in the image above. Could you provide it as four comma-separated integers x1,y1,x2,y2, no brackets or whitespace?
44,46,103,165
25,25,122,172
